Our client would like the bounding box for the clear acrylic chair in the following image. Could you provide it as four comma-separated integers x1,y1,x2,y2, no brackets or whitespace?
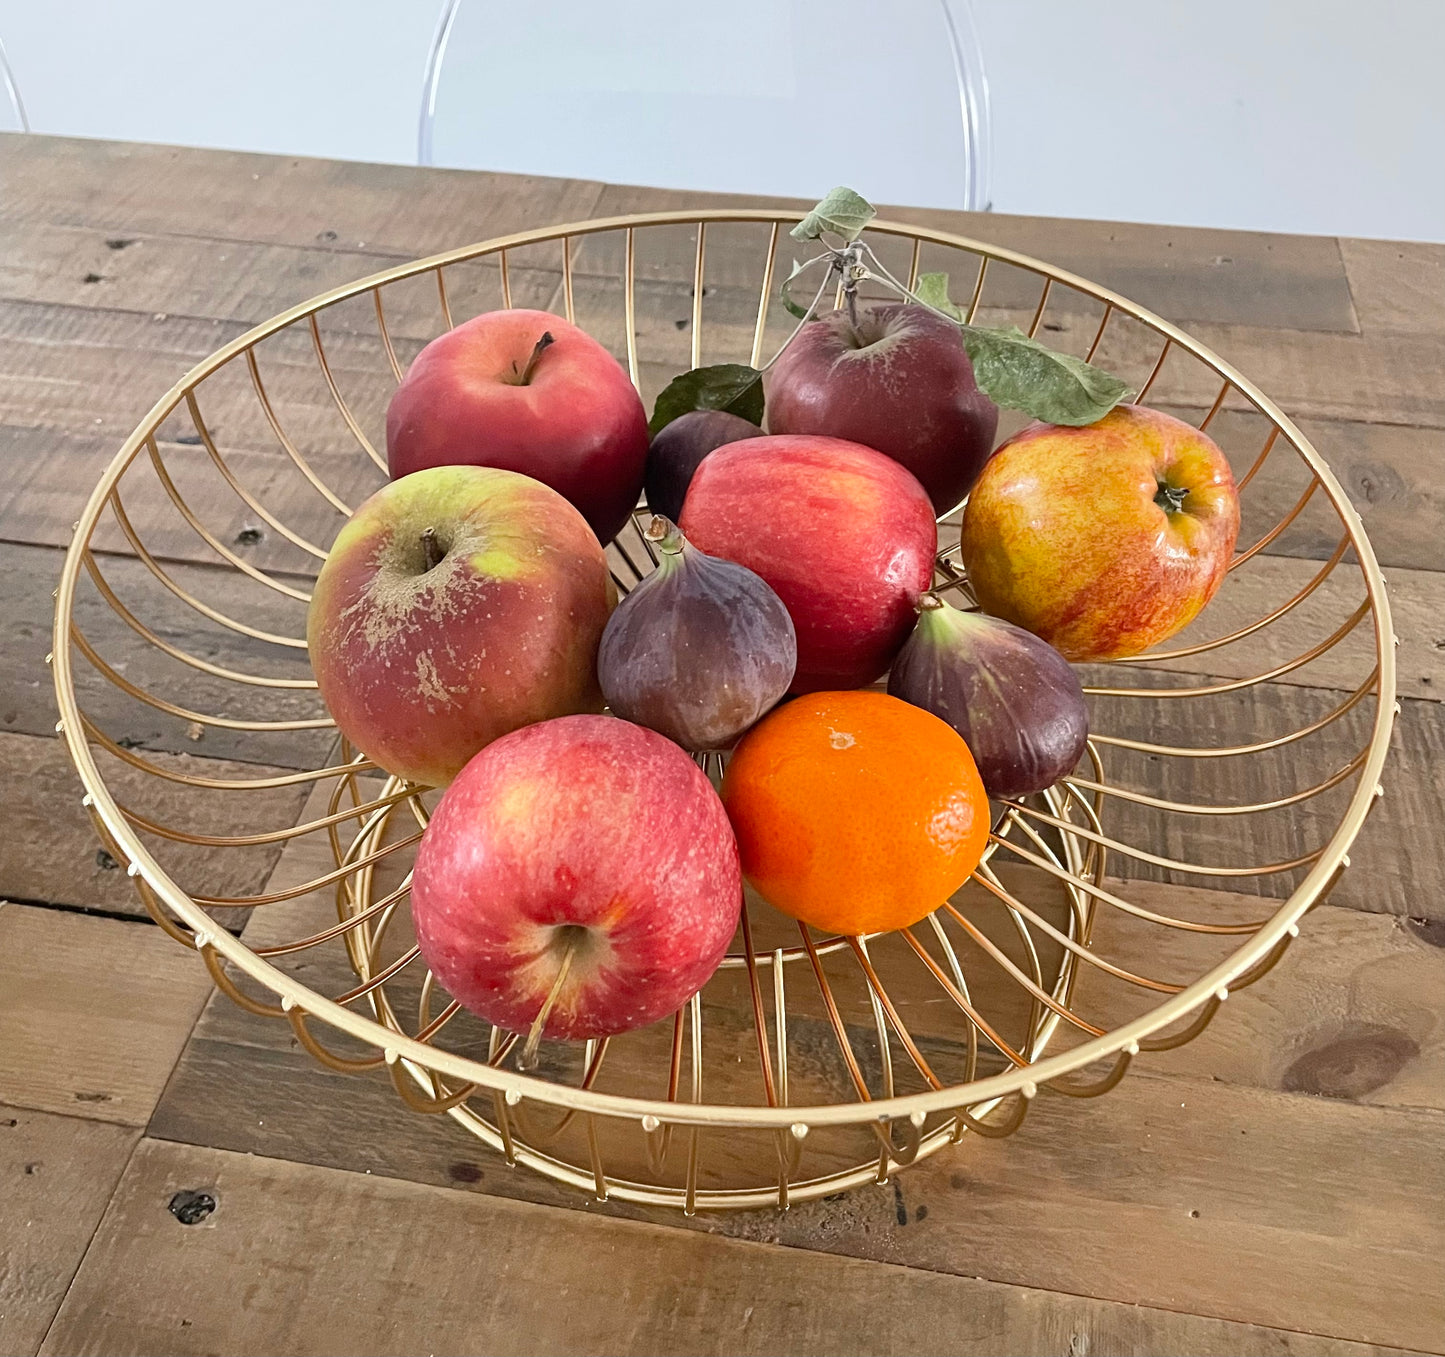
0,35,29,133
416,0,992,213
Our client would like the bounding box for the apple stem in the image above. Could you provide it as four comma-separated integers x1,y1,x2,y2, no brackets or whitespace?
518,931,580,1071
516,330,556,386
420,526,445,572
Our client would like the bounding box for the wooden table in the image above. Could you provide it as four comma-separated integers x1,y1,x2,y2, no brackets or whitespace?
2,133,1443,1357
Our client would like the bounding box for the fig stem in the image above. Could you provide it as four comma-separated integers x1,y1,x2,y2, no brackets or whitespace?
516,330,555,386
644,514,687,556
420,526,445,572
917,593,946,613
518,930,580,1071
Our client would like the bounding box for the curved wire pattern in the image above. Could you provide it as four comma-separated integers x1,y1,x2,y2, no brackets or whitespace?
50,207,1395,1213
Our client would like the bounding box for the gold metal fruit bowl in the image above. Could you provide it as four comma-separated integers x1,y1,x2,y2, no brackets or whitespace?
51,210,1395,1211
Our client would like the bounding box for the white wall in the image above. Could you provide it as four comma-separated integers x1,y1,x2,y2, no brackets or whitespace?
3,0,1443,242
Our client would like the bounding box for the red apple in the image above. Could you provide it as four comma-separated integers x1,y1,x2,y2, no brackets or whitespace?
307,464,616,787
764,304,999,514
386,309,649,544
679,435,937,692
411,714,741,1043
959,405,1241,661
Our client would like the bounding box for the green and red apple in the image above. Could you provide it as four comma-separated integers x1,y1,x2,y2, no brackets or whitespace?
411,714,741,1042
959,405,1240,661
307,464,616,787
387,310,649,545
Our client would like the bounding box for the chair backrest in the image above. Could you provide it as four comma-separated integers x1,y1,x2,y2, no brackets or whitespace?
0,35,29,133
417,0,992,212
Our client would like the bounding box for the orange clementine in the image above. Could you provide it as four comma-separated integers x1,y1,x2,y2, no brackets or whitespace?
721,690,990,936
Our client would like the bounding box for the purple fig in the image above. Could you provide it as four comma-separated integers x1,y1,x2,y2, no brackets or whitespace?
887,595,1088,798
599,516,796,751
644,409,764,523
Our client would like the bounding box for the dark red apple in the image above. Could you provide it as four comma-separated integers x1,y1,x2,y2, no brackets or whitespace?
386,309,648,544
679,435,936,692
764,304,999,514
410,714,741,1046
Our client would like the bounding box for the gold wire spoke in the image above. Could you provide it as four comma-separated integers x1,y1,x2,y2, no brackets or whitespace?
499,248,513,308
372,287,406,385
1089,665,1381,758
106,487,309,648
965,255,989,322
185,391,330,560
1230,477,1323,572
691,223,707,371
739,903,779,1107
1236,426,1281,491
251,879,413,957
82,720,371,791
142,435,315,602
1084,597,1372,699
561,236,576,323
1133,337,1173,404
956,1090,1032,1139
969,869,1185,994
1198,378,1232,431
508,1040,612,1148
308,314,387,470
388,1056,476,1115
246,347,355,516
1084,302,1114,362
81,550,318,691
1093,532,1352,665
1043,1046,1136,1099
116,786,416,850
624,229,640,391
997,801,1325,880
435,266,455,330
749,223,779,370
188,829,423,908
847,937,943,1091
68,625,334,733
1062,748,1368,819
898,922,1030,1067
1026,277,1053,338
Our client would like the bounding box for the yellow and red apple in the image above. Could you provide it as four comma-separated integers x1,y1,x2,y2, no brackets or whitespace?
680,435,937,691
386,309,649,545
959,404,1241,662
307,464,616,787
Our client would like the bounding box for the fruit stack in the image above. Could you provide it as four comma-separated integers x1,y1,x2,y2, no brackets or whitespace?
307,191,1241,1069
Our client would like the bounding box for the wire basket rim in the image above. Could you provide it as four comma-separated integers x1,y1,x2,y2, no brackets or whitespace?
50,207,1398,1129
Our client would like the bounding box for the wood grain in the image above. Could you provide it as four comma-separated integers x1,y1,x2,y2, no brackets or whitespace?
0,134,607,263
0,731,312,922
0,902,211,1125
0,1105,137,1357
42,1137,1414,1357
1339,238,1445,336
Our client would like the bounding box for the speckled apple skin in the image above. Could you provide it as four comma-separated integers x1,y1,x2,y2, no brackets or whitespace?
411,715,742,1040
307,465,615,788
959,405,1241,661
386,309,649,544
679,436,937,692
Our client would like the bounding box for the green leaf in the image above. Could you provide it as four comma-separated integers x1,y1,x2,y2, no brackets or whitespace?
790,186,876,243
913,271,964,322
779,257,817,321
649,363,765,437
959,325,1131,426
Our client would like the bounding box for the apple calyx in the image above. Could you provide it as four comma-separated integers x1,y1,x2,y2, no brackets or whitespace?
1154,482,1190,515
518,926,585,1070
510,331,556,387
419,526,447,573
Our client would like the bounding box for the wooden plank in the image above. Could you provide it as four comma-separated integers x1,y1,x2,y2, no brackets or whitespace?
41,1137,1412,1357
1339,238,1445,336
581,182,1362,334
0,219,562,341
0,903,211,1125
1071,882,1445,1113
1095,685,1440,918
0,730,312,924
0,134,607,263
0,1104,138,1357
0,541,328,764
